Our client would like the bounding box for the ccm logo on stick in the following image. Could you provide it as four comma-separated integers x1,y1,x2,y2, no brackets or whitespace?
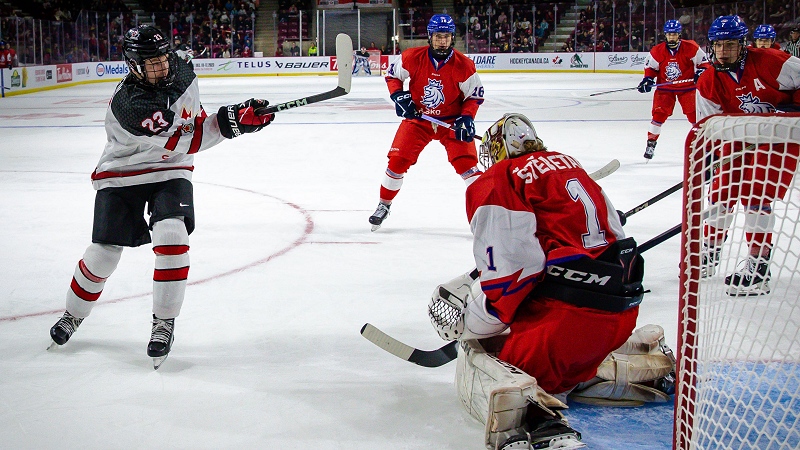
547,265,611,286
276,99,309,111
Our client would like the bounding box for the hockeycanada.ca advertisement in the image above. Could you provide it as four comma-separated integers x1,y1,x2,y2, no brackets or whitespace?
1,52,650,96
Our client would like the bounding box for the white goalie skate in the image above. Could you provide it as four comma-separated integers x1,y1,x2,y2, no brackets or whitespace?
498,419,586,450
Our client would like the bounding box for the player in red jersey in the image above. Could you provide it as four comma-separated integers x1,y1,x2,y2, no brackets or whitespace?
368,13,484,231
638,20,710,160
427,114,674,450
751,24,781,50
695,15,800,296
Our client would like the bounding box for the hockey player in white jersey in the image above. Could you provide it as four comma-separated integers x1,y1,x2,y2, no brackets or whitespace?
48,25,275,369
352,47,372,75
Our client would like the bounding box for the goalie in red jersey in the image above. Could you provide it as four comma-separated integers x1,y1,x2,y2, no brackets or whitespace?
638,19,710,160
368,13,484,231
695,15,800,296
427,114,675,450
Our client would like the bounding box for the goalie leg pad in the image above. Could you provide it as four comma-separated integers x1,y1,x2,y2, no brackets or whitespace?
455,339,567,449
569,324,675,406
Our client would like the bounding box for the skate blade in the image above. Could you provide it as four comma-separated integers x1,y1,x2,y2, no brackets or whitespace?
152,355,169,370
47,340,60,351
370,224,381,232
544,436,586,449
726,285,770,297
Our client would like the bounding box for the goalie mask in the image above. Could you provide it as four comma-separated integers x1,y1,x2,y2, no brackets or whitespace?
123,25,177,88
479,113,545,169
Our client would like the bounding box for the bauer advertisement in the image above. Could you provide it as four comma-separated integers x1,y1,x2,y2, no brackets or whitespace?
1,52,651,96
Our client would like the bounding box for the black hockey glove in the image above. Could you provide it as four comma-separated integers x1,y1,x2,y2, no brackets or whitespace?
454,115,475,142
218,98,275,139
693,67,706,83
390,90,419,119
637,77,655,93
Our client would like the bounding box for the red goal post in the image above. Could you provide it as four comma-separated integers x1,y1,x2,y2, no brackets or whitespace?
676,113,800,450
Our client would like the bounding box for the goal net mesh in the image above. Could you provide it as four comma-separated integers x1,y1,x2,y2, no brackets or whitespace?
676,113,800,450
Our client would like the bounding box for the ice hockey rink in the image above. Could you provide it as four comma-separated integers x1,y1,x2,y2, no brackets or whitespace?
0,71,733,449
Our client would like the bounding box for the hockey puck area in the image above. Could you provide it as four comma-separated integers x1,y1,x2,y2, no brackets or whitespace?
0,171,313,321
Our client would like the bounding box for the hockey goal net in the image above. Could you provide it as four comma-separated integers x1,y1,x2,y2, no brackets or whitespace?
676,113,800,449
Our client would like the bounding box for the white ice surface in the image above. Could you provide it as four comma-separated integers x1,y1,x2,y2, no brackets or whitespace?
0,72,691,449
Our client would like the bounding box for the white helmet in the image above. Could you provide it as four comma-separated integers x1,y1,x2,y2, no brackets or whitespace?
479,113,545,169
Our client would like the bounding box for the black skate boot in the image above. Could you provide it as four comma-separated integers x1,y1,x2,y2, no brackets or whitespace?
147,315,175,370
368,202,391,232
643,139,657,160
498,419,585,450
49,311,84,348
725,256,771,296
700,245,721,278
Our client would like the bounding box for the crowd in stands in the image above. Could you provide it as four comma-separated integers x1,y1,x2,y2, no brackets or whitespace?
1,0,798,64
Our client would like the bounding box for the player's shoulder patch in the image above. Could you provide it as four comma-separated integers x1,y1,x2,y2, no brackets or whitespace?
110,84,176,137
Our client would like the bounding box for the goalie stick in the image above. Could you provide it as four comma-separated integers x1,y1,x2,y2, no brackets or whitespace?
361,227,676,368
361,161,619,366
253,33,353,115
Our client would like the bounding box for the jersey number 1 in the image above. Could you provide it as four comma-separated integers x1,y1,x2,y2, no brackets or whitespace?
566,178,608,248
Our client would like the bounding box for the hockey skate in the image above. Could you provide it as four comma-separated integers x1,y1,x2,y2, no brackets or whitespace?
498,419,585,450
368,202,390,231
147,315,175,370
643,139,657,160
48,311,84,349
725,256,771,296
700,245,721,278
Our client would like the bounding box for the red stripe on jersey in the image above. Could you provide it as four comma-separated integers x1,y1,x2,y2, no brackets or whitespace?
188,115,205,154
91,166,194,180
153,266,190,282
78,259,106,283
70,278,101,301
165,129,181,151
153,245,190,255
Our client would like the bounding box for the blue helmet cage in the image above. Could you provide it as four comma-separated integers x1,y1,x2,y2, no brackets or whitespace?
427,14,456,58
708,15,749,72
753,24,776,40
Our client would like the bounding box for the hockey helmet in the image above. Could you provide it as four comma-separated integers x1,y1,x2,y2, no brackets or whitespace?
707,15,748,72
427,14,456,59
123,25,176,87
663,20,682,34
753,24,776,40
479,113,545,169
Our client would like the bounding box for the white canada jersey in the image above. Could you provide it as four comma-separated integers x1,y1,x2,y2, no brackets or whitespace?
92,57,226,190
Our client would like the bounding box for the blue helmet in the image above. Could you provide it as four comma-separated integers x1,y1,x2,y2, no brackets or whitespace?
663,20,682,34
427,14,456,36
753,24,776,40
708,15,748,42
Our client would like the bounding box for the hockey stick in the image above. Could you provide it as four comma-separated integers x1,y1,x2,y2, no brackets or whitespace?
588,79,693,97
419,114,482,141
362,219,673,370
361,323,458,367
254,33,352,114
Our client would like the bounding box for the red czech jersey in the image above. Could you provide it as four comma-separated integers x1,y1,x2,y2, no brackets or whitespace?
696,48,800,120
644,40,709,92
385,46,484,120
465,151,626,324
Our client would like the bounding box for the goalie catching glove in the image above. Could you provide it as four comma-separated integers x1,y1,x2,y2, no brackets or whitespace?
428,268,508,341
218,98,275,139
